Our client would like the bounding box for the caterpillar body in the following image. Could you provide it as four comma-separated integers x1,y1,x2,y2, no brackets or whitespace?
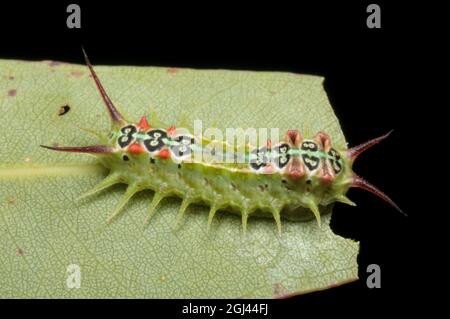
41,50,403,234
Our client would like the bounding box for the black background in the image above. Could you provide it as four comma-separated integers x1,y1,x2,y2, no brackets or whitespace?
0,0,425,315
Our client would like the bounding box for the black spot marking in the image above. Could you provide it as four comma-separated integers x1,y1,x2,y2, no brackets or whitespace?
273,143,291,169
328,148,343,174
306,179,312,185
250,146,270,170
302,154,320,171
282,179,287,184
58,105,70,116
121,125,137,135
301,141,318,151
150,158,155,164
118,135,131,148
118,125,137,148
144,129,168,152
170,135,195,157
123,155,129,161
178,163,182,169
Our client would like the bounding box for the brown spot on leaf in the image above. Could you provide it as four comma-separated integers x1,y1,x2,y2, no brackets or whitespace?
70,70,84,78
327,282,339,289
17,248,24,256
167,67,179,74
273,283,289,298
7,89,17,97
6,196,16,206
8,76,14,80
58,104,71,116
48,61,62,67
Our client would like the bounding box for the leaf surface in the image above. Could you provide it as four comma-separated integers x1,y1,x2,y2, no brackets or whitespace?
0,60,358,298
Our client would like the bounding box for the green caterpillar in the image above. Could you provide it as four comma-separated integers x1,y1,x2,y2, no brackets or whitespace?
41,50,403,234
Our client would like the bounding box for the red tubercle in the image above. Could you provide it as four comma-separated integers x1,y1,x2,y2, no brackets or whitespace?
157,149,171,159
137,116,151,130
288,170,304,179
314,131,331,151
167,125,176,137
266,139,272,149
128,143,145,154
285,130,302,147
287,157,305,179
320,161,335,184
321,173,335,184
263,164,276,174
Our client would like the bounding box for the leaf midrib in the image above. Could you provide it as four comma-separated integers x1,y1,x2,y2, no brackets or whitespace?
0,163,105,179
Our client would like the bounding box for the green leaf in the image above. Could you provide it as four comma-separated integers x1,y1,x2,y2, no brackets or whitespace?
0,60,358,298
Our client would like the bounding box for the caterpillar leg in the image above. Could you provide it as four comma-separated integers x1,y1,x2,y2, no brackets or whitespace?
269,206,282,236
77,173,121,201
106,184,140,223
206,204,219,233
241,210,249,234
306,201,321,228
173,197,194,231
145,192,166,225
335,195,356,207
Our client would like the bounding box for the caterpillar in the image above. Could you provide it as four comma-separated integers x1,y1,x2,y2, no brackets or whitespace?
41,50,404,234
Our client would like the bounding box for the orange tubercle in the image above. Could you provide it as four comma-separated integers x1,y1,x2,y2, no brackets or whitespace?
138,116,151,130
157,149,171,159
167,125,176,137
128,143,145,154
